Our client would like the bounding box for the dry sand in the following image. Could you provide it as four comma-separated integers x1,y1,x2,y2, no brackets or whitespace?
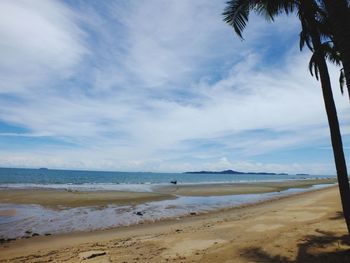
1,185,349,262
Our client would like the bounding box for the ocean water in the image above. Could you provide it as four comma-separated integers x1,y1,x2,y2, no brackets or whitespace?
0,167,335,191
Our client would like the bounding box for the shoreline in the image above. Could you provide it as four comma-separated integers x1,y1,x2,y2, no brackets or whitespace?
0,186,348,262
0,179,337,240
0,178,336,208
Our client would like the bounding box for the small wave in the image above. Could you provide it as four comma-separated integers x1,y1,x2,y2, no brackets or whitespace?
0,183,156,192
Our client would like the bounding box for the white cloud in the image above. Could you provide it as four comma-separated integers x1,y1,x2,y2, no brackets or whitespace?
0,0,87,93
0,0,348,174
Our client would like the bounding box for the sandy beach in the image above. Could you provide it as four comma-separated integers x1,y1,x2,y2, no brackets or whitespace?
0,185,349,262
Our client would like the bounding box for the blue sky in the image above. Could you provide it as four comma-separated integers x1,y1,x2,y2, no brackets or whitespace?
0,0,349,174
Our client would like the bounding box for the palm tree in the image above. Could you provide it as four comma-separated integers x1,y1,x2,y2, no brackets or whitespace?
223,0,350,235
321,0,350,99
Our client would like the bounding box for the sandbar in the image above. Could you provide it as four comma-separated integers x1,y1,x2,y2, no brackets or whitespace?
154,178,336,196
0,189,174,208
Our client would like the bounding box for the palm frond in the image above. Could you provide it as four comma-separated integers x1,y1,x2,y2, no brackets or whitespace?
254,0,297,20
299,29,313,51
223,0,251,39
322,41,342,66
223,0,297,38
309,52,320,80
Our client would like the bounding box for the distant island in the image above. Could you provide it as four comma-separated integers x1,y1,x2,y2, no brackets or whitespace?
184,169,288,175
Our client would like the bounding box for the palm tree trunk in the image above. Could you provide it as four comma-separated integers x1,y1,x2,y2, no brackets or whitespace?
323,0,350,99
309,22,350,235
317,56,350,235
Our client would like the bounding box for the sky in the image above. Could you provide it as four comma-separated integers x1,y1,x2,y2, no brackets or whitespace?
0,0,349,174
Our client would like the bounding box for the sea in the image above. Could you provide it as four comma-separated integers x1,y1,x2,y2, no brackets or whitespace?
0,167,335,191
0,168,336,239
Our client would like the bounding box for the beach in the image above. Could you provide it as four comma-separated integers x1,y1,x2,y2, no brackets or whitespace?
0,178,335,208
1,184,349,262
2,0,349,262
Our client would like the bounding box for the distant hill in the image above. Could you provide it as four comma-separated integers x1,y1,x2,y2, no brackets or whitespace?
184,169,288,175
184,169,242,174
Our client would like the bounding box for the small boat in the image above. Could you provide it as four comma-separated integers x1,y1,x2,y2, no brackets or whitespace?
170,180,177,185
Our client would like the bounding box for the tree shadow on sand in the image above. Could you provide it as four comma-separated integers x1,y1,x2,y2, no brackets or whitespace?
330,211,344,221
240,229,350,263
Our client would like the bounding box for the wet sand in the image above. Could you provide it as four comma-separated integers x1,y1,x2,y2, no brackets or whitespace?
0,186,348,262
0,189,174,208
155,179,336,196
